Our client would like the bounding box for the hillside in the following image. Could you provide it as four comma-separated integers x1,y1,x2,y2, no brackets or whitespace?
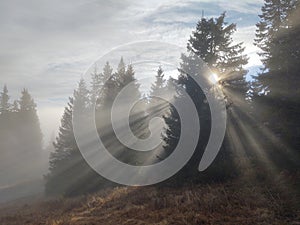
0,179,44,204
0,180,299,225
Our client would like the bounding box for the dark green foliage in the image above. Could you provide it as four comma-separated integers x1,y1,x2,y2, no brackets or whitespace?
163,12,249,184
253,0,300,171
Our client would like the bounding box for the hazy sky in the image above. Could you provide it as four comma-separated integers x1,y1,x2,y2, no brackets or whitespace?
0,0,264,145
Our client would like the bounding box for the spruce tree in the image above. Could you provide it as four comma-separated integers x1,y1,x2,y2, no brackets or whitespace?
0,85,11,185
18,89,43,154
17,89,43,178
253,0,300,169
90,62,114,108
163,13,249,183
45,98,75,195
148,66,168,125
150,66,166,97
0,85,10,114
45,79,109,196
90,67,102,106
188,12,249,100
96,59,149,165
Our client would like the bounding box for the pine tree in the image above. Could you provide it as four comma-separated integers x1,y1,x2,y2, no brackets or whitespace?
188,12,249,99
254,0,297,67
0,85,11,185
148,66,168,124
17,89,43,178
19,89,37,111
96,59,150,166
90,66,102,106
11,100,19,112
102,61,113,81
45,98,75,195
254,0,298,97
0,85,10,114
90,62,114,108
18,89,43,150
74,79,89,113
100,61,119,108
150,66,166,97
45,80,109,196
116,57,126,85
163,13,249,183
253,0,300,169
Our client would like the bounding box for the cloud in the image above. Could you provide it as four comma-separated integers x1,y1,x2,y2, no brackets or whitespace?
0,0,264,143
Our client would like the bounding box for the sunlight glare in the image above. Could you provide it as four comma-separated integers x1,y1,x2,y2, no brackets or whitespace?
209,73,219,84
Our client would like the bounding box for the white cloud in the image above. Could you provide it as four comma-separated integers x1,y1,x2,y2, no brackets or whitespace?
233,25,262,67
0,0,264,143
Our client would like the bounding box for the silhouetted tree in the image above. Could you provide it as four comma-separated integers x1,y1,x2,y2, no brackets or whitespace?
163,12,249,184
0,85,10,114
45,79,109,196
150,66,166,97
253,0,300,170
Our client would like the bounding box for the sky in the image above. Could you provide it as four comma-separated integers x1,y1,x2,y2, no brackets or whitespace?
0,0,264,145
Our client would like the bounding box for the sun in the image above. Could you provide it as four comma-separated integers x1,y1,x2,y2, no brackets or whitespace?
209,73,219,84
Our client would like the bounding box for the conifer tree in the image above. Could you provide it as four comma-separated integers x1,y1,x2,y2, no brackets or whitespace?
188,12,249,99
90,67,102,106
163,13,249,182
150,66,166,97
90,62,114,108
45,79,109,196
148,67,169,131
253,0,300,168
17,89,43,177
0,85,10,114
0,85,11,185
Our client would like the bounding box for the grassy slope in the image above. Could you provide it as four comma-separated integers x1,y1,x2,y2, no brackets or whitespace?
0,180,299,225
0,179,44,204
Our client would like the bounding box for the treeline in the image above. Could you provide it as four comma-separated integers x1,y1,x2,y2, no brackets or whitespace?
44,58,175,195
0,87,46,186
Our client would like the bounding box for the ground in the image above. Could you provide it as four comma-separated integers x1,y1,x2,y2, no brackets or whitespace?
0,179,299,225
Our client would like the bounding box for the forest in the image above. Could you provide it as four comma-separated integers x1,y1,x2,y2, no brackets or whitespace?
0,0,299,224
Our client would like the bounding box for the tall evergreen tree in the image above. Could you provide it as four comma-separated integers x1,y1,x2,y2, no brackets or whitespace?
17,89,43,178
148,66,168,125
45,97,76,195
0,85,11,185
253,0,300,169
0,85,10,114
163,13,249,183
188,12,249,99
45,79,109,196
18,89,43,154
150,66,166,97
90,62,113,108
74,79,89,113
90,67,102,106
254,0,297,68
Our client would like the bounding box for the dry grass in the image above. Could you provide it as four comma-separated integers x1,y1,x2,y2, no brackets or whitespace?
0,180,299,225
